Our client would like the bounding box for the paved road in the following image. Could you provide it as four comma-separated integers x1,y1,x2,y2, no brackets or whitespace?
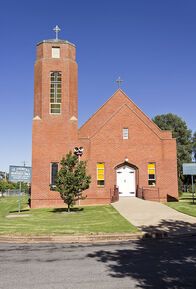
1,237,196,289
112,197,196,235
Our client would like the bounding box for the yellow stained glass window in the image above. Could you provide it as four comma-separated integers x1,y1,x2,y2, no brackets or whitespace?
148,163,156,186
97,163,105,186
148,163,155,175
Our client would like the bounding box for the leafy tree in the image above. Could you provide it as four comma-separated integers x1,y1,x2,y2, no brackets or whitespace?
0,179,29,197
55,152,91,212
0,180,10,197
0,171,7,181
14,182,29,193
153,113,192,188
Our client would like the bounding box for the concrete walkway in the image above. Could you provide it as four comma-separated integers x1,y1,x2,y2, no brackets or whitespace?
112,197,196,236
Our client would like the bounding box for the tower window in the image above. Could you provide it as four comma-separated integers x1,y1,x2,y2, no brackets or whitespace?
97,163,105,186
52,47,60,58
123,128,129,139
50,162,58,186
148,163,156,186
50,72,61,114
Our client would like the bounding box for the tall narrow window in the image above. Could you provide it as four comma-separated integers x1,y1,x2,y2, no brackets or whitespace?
123,128,129,139
97,163,105,186
50,72,61,114
51,162,58,186
52,47,60,58
148,163,156,186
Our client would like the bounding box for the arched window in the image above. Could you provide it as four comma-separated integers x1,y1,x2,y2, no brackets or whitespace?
50,72,61,114
50,162,58,186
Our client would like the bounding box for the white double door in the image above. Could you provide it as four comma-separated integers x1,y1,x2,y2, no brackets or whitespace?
116,165,136,197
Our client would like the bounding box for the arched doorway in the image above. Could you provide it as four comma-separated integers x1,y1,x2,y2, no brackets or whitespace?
116,163,137,197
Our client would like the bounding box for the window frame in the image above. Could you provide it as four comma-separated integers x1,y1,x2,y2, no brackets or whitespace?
148,162,156,186
52,47,60,58
50,162,59,188
123,128,129,140
97,162,105,187
50,71,62,114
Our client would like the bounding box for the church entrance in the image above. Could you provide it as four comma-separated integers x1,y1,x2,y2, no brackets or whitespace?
116,165,136,197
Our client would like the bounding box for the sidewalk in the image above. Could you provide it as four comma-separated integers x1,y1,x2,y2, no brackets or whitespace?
112,197,196,237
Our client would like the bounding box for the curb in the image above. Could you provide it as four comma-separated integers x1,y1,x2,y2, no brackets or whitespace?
1,230,196,244
0,233,144,244
142,230,196,240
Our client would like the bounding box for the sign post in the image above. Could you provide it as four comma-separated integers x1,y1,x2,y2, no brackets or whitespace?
9,166,32,214
191,175,195,204
18,182,21,213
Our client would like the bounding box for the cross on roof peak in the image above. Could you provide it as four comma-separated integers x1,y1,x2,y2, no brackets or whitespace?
116,76,124,88
53,25,61,40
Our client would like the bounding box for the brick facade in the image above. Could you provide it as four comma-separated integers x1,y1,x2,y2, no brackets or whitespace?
31,38,178,208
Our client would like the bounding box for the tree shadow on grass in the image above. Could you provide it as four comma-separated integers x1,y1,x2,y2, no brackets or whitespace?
9,209,30,213
87,220,196,289
51,207,84,213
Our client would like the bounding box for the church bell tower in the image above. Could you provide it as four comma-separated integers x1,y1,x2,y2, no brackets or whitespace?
31,26,78,208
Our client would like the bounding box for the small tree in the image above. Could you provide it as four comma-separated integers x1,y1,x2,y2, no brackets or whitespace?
55,152,91,212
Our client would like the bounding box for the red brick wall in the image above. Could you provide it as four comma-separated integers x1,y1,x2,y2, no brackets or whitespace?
31,43,178,208
79,90,172,140
31,41,78,208
78,90,178,204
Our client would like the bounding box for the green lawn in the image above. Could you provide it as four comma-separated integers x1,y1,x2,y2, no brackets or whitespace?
0,196,137,235
167,192,196,217
179,192,195,201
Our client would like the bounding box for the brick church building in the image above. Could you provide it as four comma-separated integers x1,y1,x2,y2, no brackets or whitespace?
31,28,178,208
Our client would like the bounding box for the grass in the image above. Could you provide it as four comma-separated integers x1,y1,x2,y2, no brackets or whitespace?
0,196,138,236
167,192,196,217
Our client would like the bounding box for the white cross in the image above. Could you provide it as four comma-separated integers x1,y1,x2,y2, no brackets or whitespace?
116,76,123,88
53,25,61,40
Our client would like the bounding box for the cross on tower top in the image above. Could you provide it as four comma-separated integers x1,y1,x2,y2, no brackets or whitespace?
116,76,123,88
53,25,61,40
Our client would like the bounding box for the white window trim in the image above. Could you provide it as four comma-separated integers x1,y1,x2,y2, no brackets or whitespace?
52,47,60,58
97,163,105,187
50,162,59,187
148,163,156,186
123,128,129,139
49,103,62,115
50,71,62,114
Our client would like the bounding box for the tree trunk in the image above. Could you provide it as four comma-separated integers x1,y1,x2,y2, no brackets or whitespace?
67,203,71,213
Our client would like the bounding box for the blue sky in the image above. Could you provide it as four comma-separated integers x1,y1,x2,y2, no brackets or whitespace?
1,0,196,172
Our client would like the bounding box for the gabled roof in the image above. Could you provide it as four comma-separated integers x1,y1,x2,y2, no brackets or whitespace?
79,89,172,140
